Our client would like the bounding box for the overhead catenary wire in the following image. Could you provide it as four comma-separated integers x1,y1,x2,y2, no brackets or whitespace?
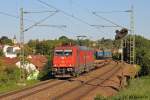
66,0,118,38
92,12,125,28
69,0,122,29
0,11,37,23
0,10,59,23
0,1,123,39
69,0,126,28
36,0,111,37
94,10,132,14
67,1,125,29
0,10,68,35
0,11,19,19
36,0,99,28
36,24,66,27
24,11,58,32
91,25,120,28
23,10,58,14
62,0,121,39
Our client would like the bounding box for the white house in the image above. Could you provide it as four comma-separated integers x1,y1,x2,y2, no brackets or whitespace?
3,45,20,58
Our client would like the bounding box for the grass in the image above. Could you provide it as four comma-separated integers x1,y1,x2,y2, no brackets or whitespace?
0,80,39,94
95,76,150,100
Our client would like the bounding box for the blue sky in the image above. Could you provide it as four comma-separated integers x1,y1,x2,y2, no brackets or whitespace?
0,0,149,42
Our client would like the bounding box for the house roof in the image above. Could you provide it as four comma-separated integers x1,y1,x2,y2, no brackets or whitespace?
0,55,48,70
0,57,19,66
27,55,48,70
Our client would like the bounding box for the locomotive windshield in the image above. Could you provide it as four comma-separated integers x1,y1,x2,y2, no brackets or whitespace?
64,50,72,56
55,50,63,56
55,49,72,56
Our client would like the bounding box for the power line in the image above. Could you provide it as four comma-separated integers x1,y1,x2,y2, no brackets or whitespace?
74,2,128,28
36,0,110,37
92,12,125,28
24,10,58,14
36,0,96,27
91,25,120,28
63,0,123,38
24,11,58,32
94,10,132,14
0,10,69,36
0,11,19,19
36,24,67,28
68,1,126,29
0,11,36,23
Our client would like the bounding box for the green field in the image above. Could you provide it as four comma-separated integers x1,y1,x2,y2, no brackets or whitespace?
95,76,150,100
0,80,39,94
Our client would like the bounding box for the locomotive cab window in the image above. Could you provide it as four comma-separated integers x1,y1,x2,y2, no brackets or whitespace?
55,50,63,56
64,50,72,56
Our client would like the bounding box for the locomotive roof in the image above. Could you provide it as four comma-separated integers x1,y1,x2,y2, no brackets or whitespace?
55,45,94,51
79,46,94,50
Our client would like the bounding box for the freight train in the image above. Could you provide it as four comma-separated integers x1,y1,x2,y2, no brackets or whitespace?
95,50,112,60
52,45,95,77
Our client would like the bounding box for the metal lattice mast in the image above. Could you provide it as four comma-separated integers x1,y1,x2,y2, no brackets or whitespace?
130,5,135,64
20,8,25,81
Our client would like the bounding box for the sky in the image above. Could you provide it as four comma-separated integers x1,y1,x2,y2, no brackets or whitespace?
0,0,149,42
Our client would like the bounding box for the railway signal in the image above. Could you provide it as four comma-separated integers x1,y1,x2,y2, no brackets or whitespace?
115,28,128,40
93,6,135,64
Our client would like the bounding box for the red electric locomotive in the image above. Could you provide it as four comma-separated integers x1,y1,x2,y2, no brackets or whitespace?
52,45,95,77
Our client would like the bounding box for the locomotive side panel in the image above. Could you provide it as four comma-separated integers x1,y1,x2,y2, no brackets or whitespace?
52,46,95,77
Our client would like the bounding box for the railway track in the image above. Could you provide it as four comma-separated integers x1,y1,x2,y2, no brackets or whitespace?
0,79,66,100
0,60,112,100
77,65,121,99
54,62,120,100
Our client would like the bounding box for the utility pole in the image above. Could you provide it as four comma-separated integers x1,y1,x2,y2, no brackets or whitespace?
19,8,25,83
18,7,61,84
129,5,135,64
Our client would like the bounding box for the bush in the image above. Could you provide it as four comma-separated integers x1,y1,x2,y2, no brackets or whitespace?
0,65,21,85
0,49,4,56
112,53,120,60
134,35,150,76
38,57,53,81
95,95,107,100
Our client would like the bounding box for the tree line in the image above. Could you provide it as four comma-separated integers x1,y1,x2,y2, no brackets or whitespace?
0,35,150,76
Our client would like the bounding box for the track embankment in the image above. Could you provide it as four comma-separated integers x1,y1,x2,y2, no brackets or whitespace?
0,60,136,100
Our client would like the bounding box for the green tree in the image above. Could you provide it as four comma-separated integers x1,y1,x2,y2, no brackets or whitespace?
59,36,69,40
135,35,150,76
38,56,52,80
24,44,33,56
0,49,4,56
0,36,13,45
59,36,76,45
27,39,39,54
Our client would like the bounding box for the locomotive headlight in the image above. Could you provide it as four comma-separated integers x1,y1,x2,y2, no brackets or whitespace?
54,68,57,71
67,68,73,71
52,68,57,71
